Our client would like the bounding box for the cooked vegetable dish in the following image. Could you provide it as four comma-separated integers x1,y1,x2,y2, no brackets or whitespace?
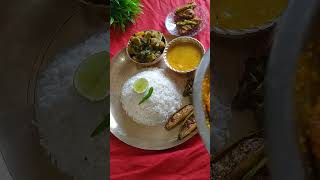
127,30,166,63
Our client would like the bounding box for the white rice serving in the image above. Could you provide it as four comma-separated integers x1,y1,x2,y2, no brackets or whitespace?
121,68,183,126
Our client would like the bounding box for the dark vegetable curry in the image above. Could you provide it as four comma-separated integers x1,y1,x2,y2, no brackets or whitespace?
127,30,166,63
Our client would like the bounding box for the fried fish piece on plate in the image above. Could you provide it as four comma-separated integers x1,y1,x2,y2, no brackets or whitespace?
178,113,197,140
165,104,193,130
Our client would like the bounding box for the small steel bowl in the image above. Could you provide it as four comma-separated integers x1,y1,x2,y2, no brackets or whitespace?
126,30,167,67
163,36,205,73
212,20,278,38
193,49,210,152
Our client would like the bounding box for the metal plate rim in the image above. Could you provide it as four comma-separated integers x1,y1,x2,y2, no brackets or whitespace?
193,49,210,152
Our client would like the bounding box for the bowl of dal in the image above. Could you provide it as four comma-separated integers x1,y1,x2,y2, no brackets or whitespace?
211,0,288,37
163,36,205,73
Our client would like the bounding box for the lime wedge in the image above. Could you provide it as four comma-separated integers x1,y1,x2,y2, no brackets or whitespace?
133,78,149,93
74,51,109,101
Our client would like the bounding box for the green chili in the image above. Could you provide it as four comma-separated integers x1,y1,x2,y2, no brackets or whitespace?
90,115,109,138
139,87,153,105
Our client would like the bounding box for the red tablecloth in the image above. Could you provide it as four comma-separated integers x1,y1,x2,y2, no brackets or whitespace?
110,0,210,179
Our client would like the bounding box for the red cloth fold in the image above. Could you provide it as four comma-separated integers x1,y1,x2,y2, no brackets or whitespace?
110,0,210,179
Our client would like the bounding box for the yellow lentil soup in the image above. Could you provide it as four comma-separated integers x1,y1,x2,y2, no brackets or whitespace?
202,73,210,128
295,41,320,160
212,0,288,30
167,42,202,72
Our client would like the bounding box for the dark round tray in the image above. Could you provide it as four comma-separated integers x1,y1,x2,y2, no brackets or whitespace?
266,0,320,179
0,2,107,180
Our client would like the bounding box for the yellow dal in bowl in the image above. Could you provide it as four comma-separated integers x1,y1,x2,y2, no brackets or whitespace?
167,42,202,72
211,0,288,29
295,41,320,160
203,74,210,128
